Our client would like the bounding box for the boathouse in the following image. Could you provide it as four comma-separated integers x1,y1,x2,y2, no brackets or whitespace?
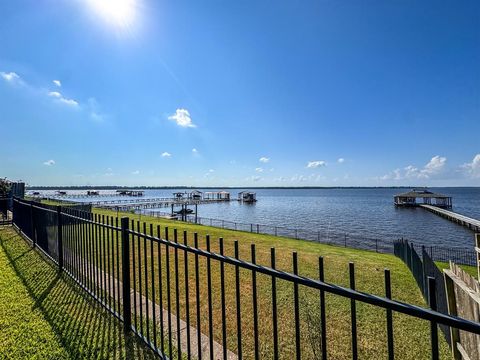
187,190,203,200
394,188,452,208
204,191,230,200
238,191,257,203
173,192,186,199
116,190,145,196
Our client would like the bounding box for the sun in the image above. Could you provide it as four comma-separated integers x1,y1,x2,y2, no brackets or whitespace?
87,0,138,28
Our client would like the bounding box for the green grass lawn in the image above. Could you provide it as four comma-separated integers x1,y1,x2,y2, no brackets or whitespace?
90,207,451,360
0,226,156,360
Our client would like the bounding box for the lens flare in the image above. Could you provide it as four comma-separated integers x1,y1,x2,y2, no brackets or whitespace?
87,0,137,28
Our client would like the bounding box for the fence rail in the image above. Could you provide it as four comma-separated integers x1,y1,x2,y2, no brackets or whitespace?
10,198,480,359
144,209,477,266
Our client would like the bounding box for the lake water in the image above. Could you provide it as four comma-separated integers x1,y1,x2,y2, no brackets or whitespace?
36,187,480,250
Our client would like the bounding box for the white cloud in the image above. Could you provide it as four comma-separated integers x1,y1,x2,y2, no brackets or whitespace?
306,160,326,168
43,159,55,166
204,169,215,178
419,155,446,178
461,154,480,178
168,108,196,128
291,174,308,182
255,167,264,173
259,157,270,163
404,165,419,178
161,152,171,158
380,168,402,181
192,148,198,154
48,91,61,98
0,71,21,83
132,170,140,175
59,97,79,106
53,80,61,87
48,91,79,107
380,155,447,181
338,158,345,164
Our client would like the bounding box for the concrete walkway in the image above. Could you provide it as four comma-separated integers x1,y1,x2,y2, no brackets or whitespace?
67,254,237,360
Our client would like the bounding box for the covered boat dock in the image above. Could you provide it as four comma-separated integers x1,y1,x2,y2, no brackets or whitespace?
394,188,452,208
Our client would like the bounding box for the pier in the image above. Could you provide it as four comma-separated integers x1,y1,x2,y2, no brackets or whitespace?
420,204,480,232
96,198,229,211
33,190,258,214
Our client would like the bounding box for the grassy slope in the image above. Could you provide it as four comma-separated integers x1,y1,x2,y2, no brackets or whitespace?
90,207,451,359
0,226,156,360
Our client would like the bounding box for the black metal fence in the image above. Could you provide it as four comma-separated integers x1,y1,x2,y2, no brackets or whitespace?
0,198,10,225
10,198,480,359
394,240,453,346
144,209,477,266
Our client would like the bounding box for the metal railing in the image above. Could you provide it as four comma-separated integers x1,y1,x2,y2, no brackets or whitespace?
144,209,477,266
394,240,457,347
11,198,480,359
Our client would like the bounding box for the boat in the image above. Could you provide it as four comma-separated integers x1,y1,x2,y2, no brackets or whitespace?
174,208,194,215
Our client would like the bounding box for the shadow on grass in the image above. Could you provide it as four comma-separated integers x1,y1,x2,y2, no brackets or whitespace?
0,228,158,360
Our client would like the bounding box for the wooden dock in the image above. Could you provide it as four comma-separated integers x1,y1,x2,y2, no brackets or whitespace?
420,204,480,232
94,197,232,211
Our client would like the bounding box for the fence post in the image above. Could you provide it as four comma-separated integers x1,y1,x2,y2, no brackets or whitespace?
476,234,480,281
428,277,438,359
421,245,427,297
121,217,132,333
30,203,36,247
56,206,63,271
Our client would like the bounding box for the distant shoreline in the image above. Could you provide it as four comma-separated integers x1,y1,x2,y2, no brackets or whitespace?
27,185,479,190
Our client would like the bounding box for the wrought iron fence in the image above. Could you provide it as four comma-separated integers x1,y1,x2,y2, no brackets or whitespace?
10,198,480,359
394,240,458,347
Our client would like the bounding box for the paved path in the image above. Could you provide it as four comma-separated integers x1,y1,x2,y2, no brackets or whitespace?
67,254,237,360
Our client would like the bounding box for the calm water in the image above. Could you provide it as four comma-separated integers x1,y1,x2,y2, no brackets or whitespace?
38,188,480,249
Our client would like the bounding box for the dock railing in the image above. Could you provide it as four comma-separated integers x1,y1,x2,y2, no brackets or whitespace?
10,197,480,359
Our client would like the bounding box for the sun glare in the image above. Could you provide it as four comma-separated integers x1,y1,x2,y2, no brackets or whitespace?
87,0,137,28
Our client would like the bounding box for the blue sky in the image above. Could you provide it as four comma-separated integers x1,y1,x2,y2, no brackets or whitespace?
0,0,479,187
